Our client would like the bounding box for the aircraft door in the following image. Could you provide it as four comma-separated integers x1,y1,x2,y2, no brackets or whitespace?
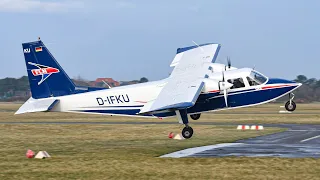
226,77,248,106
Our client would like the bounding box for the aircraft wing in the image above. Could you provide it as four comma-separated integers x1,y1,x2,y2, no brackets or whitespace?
139,43,221,114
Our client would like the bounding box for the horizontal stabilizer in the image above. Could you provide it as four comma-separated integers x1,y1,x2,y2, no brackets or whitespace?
15,97,59,115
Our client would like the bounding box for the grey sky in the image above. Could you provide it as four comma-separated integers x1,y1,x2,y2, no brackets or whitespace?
0,0,319,81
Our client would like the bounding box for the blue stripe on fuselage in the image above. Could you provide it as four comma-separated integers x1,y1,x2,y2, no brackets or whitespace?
83,105,144,108
266,78,296,84
74,109,175,118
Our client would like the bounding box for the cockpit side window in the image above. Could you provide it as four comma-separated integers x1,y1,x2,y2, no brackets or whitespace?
247,77,260,86
227,78,245,89
249,71,267,85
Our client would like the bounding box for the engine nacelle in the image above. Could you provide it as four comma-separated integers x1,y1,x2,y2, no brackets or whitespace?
202,79,220,93
209,63,237,73
202,78,234,93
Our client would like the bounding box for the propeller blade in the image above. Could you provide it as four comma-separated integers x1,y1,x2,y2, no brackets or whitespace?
227,56,231,69
224,89,228,107
219,70,232,107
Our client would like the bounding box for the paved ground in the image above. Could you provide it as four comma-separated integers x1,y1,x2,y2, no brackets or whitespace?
162,124,320,158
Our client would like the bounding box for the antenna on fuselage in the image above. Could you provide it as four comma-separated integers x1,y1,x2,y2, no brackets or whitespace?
102,80,112,89
192,40,204,52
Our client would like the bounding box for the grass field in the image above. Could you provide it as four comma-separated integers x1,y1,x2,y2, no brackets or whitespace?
0,103,320,179
1,103,320,124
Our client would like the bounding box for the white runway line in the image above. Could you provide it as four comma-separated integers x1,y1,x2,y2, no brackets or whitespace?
271,135,293,143
300,135,320,143
160,143,243,158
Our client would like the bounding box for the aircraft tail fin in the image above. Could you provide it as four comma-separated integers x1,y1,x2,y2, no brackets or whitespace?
22,40,76,99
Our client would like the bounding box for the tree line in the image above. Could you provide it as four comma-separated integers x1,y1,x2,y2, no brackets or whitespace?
0,76,149,101
293,75,320,102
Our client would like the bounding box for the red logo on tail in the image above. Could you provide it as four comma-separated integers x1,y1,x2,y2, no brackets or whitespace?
28,62,60,85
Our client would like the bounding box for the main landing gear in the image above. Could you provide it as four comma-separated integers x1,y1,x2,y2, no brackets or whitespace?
190,113,201,120
285,93,296,112
176,109,194,139
182,126,194,139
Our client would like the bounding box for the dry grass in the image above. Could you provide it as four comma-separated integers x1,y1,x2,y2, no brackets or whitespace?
0,123,283,180
1,103,320,124
0,103,319,179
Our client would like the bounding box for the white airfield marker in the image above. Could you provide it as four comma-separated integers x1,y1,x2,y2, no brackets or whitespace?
173,134,185,140
34,151,51,159
279,110,292,113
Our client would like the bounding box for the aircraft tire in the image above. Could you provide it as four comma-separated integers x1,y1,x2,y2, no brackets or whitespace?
190,113,201,120
285,101,296,111
182,126,193,139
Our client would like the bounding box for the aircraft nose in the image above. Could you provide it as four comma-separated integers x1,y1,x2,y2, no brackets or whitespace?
267,78,302,87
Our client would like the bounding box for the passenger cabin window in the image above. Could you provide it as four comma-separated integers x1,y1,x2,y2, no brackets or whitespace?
247,71,268,86
227,78,245,89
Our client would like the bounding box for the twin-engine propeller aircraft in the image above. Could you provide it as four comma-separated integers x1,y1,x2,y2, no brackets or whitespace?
17,39,302,139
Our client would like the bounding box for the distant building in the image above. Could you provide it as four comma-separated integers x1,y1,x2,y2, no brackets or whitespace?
72,79,91,87
14,91,30,97
89,78,120,88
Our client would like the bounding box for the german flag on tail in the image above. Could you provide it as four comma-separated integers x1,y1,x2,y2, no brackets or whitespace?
35,46,42,52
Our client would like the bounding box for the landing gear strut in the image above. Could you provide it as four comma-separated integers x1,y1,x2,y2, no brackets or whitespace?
176,109,194,139
190,113,201,120
285,93,296,111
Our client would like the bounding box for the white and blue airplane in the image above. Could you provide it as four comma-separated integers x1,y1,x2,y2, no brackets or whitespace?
16,39,302,139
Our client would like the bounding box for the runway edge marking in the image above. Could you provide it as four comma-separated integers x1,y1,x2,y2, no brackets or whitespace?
160,143,243,158
300,135,320,143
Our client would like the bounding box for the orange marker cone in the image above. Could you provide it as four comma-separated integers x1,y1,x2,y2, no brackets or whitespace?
168,132,174,139
26,149,34,158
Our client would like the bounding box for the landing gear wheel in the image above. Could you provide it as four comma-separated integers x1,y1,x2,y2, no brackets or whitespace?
285,101,296,111
182,126,193,139
190,113,201,120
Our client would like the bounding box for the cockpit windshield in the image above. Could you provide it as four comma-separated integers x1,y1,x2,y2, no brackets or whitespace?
247,71,267,85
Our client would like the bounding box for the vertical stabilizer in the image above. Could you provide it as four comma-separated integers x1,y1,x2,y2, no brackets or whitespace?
22,40,75,99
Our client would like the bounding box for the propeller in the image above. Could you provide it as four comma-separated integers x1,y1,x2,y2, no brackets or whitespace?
219,72,233,107
225,56,231,71
227,56,231,69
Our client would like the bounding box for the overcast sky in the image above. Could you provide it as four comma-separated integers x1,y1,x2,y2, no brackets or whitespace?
0,0,319,81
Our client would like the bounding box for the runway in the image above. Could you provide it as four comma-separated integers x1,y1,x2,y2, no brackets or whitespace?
161,124,320,158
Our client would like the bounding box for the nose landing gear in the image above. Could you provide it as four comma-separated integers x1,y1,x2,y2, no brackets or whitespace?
285,93,296,112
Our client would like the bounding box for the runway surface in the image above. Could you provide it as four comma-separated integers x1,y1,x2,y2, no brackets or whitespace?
161,124,320,158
